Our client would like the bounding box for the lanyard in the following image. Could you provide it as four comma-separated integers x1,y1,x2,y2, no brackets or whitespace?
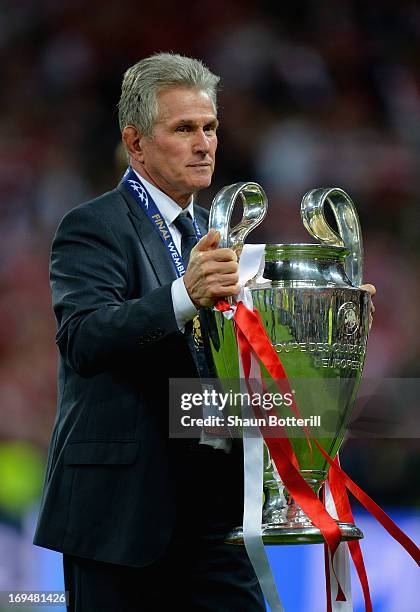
122,166,202,277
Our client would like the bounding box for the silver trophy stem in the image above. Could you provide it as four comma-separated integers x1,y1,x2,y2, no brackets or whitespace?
301,187,363,286
226,471,364,545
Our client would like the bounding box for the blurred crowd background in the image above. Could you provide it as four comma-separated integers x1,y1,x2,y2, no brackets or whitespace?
0,0,419,603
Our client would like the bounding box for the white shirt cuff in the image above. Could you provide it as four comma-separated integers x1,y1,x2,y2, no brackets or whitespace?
171,277,198,331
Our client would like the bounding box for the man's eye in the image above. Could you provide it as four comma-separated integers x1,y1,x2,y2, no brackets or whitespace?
204,125,217,134
176,125,190,132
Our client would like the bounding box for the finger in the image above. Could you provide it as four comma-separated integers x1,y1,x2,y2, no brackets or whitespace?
203,248,238,262
215,272,239,286
195,229,220,251
360,283,376,296
201,260,238,275
216,283,240,297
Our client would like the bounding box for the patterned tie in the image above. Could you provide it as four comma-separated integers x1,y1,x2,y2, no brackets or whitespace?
173,211,210,378
173,211,197,267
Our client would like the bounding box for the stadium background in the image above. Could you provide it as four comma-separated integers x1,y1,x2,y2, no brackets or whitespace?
0,1,418,610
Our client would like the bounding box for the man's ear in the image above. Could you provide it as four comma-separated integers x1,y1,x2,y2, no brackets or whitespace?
122,125,145,164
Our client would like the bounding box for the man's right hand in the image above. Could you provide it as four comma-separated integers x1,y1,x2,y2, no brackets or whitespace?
183,229,239,308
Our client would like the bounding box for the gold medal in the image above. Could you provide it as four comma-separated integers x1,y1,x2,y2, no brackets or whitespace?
192,314,203,348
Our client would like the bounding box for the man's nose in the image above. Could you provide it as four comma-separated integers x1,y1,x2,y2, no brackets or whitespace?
192,129,211,154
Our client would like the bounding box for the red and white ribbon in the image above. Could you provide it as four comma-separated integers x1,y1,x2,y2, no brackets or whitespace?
324,474,353,611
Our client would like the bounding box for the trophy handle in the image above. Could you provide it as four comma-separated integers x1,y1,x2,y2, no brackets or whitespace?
300,187,363,286
209,182,268,254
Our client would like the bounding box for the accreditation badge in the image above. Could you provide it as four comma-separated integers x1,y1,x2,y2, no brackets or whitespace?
192,314,203,348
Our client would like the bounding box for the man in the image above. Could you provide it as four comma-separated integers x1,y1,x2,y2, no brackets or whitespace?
34,53,266,611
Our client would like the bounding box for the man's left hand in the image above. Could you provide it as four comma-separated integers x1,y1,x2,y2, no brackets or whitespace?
360,283,376,330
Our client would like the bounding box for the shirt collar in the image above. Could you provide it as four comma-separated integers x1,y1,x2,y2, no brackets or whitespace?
132,168,194,226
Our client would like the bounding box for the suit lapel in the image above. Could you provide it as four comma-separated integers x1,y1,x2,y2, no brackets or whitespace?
117,183,177,284
117,182,210,285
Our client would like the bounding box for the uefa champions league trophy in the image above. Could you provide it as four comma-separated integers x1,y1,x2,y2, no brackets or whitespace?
206,183,371,544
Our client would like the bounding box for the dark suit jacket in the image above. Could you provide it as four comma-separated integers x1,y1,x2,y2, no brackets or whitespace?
33,182,244,568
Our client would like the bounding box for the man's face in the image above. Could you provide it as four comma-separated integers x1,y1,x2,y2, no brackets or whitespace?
136,87,218,207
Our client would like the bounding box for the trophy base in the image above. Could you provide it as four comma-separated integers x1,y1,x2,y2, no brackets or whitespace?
225,521,364,545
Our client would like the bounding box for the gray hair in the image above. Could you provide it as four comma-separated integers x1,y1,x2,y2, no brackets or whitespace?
118,52,220,137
